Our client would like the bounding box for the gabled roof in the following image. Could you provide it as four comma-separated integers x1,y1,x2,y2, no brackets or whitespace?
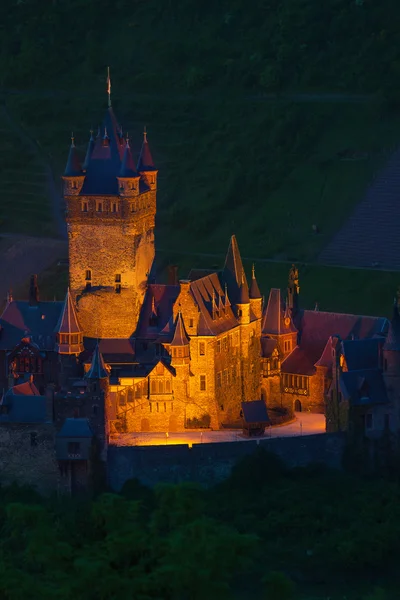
0,300,64,351
241,400,270,424
342,338,383,371
86,344,108,379
64,138,82,176
55,289,82,334
57,418,93,438
170,312,190,347
223,235,248,304
137,130,156,171
262,289,297,335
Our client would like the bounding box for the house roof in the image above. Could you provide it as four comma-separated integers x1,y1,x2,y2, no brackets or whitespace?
339,369,388,406
57,418,93,438
262,289,297,335
342,338,383,371
0,300,64,351
86,344,109,379
8,380,40,396
0,394,47,423
241,400,270,424
55,288,82,334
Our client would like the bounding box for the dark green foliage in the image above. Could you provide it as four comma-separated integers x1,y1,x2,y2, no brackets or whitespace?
186,413,211,428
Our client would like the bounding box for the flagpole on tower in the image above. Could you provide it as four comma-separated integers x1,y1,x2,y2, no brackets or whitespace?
107,66,111,107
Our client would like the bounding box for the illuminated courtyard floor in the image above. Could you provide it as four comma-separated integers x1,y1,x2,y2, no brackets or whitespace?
111,412,326,447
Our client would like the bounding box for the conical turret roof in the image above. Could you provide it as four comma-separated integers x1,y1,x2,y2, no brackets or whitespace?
55,288,82,334
223,234,249,304
238,279,250,304
119,137,138,177
249,264,262,299
137,128,156,171
64,135,82,176
82,130,95,172
86,344,109,379
170,311,190,346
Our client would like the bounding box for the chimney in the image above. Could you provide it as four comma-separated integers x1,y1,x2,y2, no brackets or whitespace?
29,274,39,306
168,265,179,286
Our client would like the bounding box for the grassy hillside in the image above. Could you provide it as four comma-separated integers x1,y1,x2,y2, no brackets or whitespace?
2,0,400,313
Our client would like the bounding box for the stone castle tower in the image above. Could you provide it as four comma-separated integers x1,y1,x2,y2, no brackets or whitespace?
63,81,157,338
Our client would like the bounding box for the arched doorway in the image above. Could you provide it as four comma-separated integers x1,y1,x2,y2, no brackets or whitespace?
294,399,302,412
140,418,150,432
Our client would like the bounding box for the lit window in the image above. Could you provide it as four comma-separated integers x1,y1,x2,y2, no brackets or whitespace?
189,318,194,328
166,380,171,393
199,342,205,356
200,375,206,391
115,274,121,282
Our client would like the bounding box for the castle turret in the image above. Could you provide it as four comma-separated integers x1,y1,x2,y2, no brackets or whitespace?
62,134,85,195
137,127,158,191
170,311,191,366
54,288,84,355
236,276,250,325
249,264,262,319
117,136,140,198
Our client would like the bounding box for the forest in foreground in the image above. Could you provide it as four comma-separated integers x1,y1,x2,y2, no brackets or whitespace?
0,451,399,600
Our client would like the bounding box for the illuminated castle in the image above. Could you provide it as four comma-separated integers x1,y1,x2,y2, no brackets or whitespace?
0,77,398,492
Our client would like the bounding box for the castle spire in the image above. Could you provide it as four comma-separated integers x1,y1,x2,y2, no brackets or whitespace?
106,66,111,108
82,129,95,172
119,134,138,177
64,132,82,176
170,310,190,347
137,126,156,172
86,343,109,379
238,273,249,304
249,263,262,299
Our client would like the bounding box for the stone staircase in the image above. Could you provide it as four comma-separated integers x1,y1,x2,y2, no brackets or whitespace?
318,146,400,270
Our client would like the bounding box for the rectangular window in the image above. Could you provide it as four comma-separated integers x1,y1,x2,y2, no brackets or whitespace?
166,380,171,393
189,318,194,328
223,337,228,351
216,372,222,388
112,203,117,213
158,381,164,394
366,413,373,430
68,442,80,454
97,202,103,212
200,375,206,391
115,274,121,282
199,342,205,356
151,380,157,394
82,202,88,212
216,340,221,353
71,334,78,344
85,270,91,281
131,203,135,212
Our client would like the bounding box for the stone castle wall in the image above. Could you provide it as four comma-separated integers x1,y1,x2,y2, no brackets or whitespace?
107,432,345,490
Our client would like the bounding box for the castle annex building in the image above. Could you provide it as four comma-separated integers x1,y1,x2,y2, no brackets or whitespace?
0,81,398,493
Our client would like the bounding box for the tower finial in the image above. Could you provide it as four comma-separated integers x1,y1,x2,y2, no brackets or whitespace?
126,132,130,147
71,131,75,147
252,263,255,279
107,66,111,107
143,125,147,142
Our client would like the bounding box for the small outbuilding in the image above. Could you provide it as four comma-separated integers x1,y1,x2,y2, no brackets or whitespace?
241,400,270,437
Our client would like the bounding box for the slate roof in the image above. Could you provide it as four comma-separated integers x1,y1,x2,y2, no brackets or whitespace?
82,131,95,172
342,338,383,371
0,393,47,423
241,400,270,424
223,235,249,305
238,280,250,304
80,107,127,196
261,337,278,358
57,418,93,438
0,300,64,351
339,369,388,406
136,284,180,339
249,266,262,300
170,312,190,346
262,289,297,335
383,304,400,351
189,273,241,336
137,131,156,171
282,310,388,376
86,344,109,379
64,139,82,176
55,289,82,334
119,139,139,177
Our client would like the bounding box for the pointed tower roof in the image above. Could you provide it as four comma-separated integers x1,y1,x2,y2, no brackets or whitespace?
223,235,249,304
170,311,190,346
82,130,95,172
64,134,82,176
86,344,109,379
55,288,82,334
238,277,250,304
119,136,138,177
384,300,400,351
262,289,297,335
137,127,156,171
249,264,262,299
